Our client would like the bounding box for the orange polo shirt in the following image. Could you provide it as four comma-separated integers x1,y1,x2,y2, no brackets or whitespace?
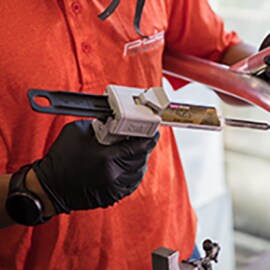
0,1,240,269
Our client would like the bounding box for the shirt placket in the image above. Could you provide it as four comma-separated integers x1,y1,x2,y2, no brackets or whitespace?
61,0,106,91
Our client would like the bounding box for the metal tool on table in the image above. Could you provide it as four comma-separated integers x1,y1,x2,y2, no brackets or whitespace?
152,239,220,270
28,85,270,145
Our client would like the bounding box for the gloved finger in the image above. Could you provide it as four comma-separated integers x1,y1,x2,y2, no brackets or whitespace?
114,153,147,171
262,56,270,82
265,66,270,78
115,167,146,188
117,131,160,157
74,169,146,210
259,33,270,50
59,120,92,136
50,120,94,151
264,55,270,66
85,187,117,209
92,174,143,208
90,155,146,187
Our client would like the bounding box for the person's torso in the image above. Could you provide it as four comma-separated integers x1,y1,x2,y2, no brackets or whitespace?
0,1,196,269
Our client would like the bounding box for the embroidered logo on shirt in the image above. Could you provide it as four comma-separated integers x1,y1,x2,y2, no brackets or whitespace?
123,30,164,56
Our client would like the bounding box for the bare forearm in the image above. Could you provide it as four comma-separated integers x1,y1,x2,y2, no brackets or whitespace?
0,169,55,229
217,42,257,105
221,42,256,66
0,174,15,228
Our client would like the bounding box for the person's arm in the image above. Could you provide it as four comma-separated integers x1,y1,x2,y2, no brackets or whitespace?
221,41,256,65
0,174,14,228
216,41,257,105
218,36,270,104
1,120,159,229
0,170,55,229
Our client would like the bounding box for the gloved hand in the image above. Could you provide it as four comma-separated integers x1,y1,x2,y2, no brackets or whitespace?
33,120,159,214
258,33,270,84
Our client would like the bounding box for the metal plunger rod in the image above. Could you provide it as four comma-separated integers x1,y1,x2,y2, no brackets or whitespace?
224,118,270,130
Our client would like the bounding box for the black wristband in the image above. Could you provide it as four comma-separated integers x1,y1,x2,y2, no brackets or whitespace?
6,165,51,226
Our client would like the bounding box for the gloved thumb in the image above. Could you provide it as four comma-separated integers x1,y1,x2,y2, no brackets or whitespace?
118,131,160,157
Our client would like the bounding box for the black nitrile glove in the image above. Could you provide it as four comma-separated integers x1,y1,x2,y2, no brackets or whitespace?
33,120,159,214
258,33,270,84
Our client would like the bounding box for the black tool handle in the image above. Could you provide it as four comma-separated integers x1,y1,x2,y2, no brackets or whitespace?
27,89,112,119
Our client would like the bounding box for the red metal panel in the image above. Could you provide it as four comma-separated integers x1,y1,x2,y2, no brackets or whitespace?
163,51,270,112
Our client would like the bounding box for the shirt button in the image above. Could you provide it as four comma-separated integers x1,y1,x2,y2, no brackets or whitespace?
81,42,91,53
71,2,81,14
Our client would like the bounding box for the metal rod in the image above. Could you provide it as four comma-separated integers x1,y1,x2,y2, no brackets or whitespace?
224,118,270,130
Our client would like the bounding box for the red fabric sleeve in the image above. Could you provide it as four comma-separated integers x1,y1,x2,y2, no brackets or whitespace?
164,0,241,90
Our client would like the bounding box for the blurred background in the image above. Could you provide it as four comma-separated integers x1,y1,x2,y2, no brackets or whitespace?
164,1,270,269
211,1,270,269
